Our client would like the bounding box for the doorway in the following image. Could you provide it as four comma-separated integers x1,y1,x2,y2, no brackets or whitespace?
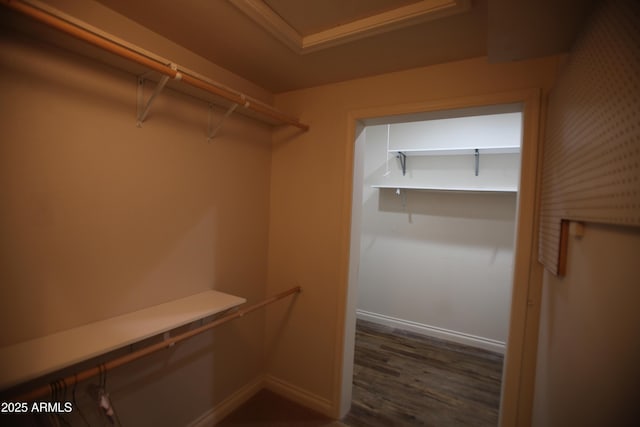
338,90,543,426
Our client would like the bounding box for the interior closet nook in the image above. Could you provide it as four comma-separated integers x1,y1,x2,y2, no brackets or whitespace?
356,105,523,354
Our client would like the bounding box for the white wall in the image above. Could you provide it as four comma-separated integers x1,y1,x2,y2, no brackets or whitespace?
357,114,521,353
376,112,522,190
388,112,523,151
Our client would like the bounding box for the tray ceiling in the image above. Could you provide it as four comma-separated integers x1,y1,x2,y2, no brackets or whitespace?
90,0,597,93
230,0,470,53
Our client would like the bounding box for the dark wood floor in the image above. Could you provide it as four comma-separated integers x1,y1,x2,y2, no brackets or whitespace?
218,319,503,427
216,389,343,427
343,319,504,427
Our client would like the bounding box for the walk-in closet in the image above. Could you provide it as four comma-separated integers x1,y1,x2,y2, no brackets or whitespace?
2,1,638,426
359,106,522,352
345,106,523,424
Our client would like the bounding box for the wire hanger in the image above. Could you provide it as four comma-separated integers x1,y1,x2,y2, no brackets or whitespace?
97,363,123,426
73,373,91,426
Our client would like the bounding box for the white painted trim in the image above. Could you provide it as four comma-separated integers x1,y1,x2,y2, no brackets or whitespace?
228,0,302,53
229,0,470,54
356,309,505,354
186,375,264,427
264,374,334,417
302,0,469,52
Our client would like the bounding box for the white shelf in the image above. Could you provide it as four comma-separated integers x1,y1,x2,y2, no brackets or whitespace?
0,290,246,390
372,185,517,193
391,146,520,156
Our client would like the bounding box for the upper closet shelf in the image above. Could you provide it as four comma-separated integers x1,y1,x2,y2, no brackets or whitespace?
0,290,246,391
391,146,520,156
392,145,520,176
1,0,309,132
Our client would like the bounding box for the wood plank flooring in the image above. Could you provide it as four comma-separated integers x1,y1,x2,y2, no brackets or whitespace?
343,319,504,427
217,319,503,426
216,389,344,427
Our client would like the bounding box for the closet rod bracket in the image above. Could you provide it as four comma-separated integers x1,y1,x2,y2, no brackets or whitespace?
136,63,181,127
208,102,239,141
163,332,175,347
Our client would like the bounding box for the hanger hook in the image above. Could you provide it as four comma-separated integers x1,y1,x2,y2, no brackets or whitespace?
100,363,107,389
61,378,67,401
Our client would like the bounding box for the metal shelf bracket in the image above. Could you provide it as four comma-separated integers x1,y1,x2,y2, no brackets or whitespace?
136,64,181,127
208,102,239,142
394,148,484,177
397,151,407,176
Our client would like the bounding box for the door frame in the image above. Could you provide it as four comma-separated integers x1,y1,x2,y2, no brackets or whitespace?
334,88,544,426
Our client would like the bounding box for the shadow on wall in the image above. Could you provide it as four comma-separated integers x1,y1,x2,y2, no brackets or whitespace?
0,26,273,342
358,188,517,252
0,23,273,427
377,187,517,220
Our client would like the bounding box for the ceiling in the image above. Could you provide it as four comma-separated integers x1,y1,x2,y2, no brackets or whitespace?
92,0,598,93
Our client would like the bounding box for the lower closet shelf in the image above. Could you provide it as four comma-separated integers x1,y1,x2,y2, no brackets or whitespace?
0,290,246,391
371,185,517,193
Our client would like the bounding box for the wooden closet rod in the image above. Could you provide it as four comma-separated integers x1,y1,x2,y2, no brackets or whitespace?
1,0,309,131
6,286,301,402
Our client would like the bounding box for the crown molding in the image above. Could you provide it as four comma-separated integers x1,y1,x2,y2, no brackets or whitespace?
230,0,471,54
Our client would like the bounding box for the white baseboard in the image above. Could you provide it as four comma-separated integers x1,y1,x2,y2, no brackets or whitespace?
187,374,336,426
187,375,265,427
264,374,334,418
356,309,505,354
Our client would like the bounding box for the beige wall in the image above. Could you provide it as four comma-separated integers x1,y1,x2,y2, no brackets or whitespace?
532,1,640,426
0,1,273,425
10,1,635,425
39,0,273,104
268,55,561,416
532,224,640,427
